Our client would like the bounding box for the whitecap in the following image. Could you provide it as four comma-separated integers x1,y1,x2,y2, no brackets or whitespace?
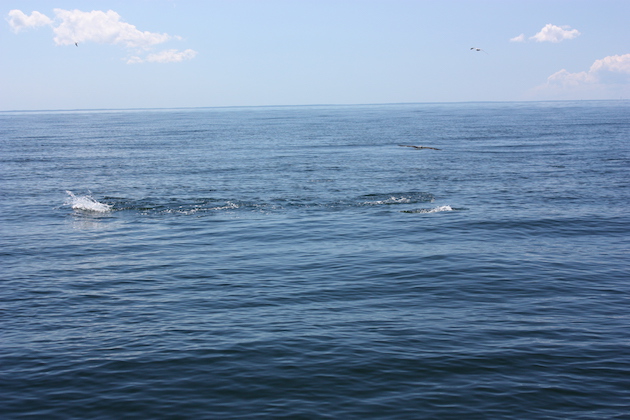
66,191,112,213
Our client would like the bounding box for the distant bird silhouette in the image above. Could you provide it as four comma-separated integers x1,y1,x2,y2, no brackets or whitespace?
75,42,78,47
470,47,488,54
398,145,441,150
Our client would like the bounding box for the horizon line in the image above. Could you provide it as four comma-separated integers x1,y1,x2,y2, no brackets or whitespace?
1,98,627,114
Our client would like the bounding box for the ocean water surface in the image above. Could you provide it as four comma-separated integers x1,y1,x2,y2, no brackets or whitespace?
1,101,629,418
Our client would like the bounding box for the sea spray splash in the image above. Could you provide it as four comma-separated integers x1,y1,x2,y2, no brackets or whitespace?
65,191,112,213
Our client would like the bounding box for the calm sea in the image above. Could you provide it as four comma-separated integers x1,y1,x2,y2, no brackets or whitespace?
1,101,629,419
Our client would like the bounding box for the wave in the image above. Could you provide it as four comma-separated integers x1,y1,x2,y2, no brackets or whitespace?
65,191,112,213
63,191,450,216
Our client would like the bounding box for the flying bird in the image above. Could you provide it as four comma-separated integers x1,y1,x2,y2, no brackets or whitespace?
398,145,441,150
75,42,78,47
470,47,488,54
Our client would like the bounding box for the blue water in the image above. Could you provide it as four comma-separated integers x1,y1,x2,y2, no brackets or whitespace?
1,101,629,419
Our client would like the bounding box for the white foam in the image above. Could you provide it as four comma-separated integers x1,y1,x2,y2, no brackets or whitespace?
66,191,112,213
209,202,239,210
425,205,453,213
403,205,453,214
366,196,412,205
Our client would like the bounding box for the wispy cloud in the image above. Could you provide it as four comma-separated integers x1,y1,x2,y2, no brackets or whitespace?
509,33,525,43
510,24,580,43
6,8,197,64
128,49,198,64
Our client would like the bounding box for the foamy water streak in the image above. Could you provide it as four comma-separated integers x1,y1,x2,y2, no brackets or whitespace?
365,196,412,205
402,205,453,214
66,191,112,213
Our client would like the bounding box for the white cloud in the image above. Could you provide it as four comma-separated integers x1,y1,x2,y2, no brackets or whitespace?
7,8,197,64
7,9,52,33
529,24,580,43
51,9,171,48
589,54,630,74
533,54,630,99
546,69,594,87
510,24,580,43
128,49,198,64
547,54,630,87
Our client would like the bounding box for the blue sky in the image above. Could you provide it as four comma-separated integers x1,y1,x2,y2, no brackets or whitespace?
2,0,630,110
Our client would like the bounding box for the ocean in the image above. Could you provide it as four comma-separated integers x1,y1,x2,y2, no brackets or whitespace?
1,101,629,419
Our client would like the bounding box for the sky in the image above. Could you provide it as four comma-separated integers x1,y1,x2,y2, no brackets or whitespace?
2,0,630,110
